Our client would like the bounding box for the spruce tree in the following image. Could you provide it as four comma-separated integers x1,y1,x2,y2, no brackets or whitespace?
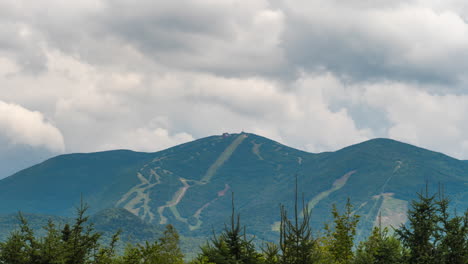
354,224,404,264
0,231,30,264
62,201,101,264
194,193,263,264
154,224,184,264
279,176,317,264
261,242,280,264
396,188,439,264
324,198,360,264
434,191,468,264
37,219,65,264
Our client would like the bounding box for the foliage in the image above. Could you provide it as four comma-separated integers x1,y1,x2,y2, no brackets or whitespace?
322,198,360,264
0,205,185,264
354,225,405,264
279,177,317,264
260,242,279,264
192,194,263,264
396,187,468,264
3,134,468,244
0,186,466,264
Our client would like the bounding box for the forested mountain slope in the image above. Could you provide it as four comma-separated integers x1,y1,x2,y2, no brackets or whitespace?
1,133,467,241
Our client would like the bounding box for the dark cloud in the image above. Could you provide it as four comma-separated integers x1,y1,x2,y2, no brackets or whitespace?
3,0,468,178
279,0,468,85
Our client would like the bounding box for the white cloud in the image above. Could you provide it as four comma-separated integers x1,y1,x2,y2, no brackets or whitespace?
0,101,65,152
2,0,468,179
100,127,194,152
361,82,468,158
280,0,468,84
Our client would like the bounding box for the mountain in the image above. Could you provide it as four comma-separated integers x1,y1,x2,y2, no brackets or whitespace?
0,133,467,243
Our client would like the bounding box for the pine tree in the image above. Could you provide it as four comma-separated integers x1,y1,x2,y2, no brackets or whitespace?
434,191,468,264
324,198,360,264
279,176,317,264
396,188,439,264
194,193,263,264
0,231,30,264
155,224,184,264
354,224,404,264
261,242,280,264
62,201,101,264
37,219,65,264
117,244,142,264
94,230,121,264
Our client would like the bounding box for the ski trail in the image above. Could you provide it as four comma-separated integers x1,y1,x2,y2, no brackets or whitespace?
379,160,402,193
121,134,247,228
368,160,405,229
116,169,161,222
274,171,355,231
201,134,247,184
158,178,191,224
157,134,246,226
189,184,230,231
306,170,355,210
297,170,356,220
252,141,264,160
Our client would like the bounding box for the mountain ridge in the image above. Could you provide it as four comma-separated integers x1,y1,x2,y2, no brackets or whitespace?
5,134,460,180
0,132,467,243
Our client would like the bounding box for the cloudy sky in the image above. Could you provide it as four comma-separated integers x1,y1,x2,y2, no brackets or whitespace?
2,0,468,177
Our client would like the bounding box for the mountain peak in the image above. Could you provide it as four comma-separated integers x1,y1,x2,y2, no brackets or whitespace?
1,132,467,245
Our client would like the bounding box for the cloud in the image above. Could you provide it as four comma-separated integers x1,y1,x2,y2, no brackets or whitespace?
2,0,468,180
99,127,194,152
361,82,468,158
0,101,65,152
279,0,468,84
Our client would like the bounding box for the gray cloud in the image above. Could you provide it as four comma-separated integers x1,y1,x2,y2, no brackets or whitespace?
279,0,468,85
2,0,468,177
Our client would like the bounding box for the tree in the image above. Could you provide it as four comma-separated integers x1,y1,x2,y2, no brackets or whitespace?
354,224,405,264
37,219,66,264
94,230,121,264
0,213,40,264
61,201,101,264
434,191,468,264
152,225,184,264
116,244,142,264
323,198,360,264
279,176,317,264
194,193,263,264
396,188,440,264
0,231,30,264
261,242,280,264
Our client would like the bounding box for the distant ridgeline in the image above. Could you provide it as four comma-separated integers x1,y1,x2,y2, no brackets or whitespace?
0,132,467,244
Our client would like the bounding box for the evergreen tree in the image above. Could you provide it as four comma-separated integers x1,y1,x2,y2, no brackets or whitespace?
117,244,142,264
37,219,65,264
0,231,30,264
279,179,317,264
324,198,360,264
194,193,263,264
160,224,184,264
261,242,279,264
0,213,39,264
62,201,101,264
396,188,440,264
354,224,404,264
94,230,121,264
434,191,468,264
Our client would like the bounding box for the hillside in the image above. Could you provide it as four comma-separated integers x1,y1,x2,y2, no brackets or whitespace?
0,133,467,243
